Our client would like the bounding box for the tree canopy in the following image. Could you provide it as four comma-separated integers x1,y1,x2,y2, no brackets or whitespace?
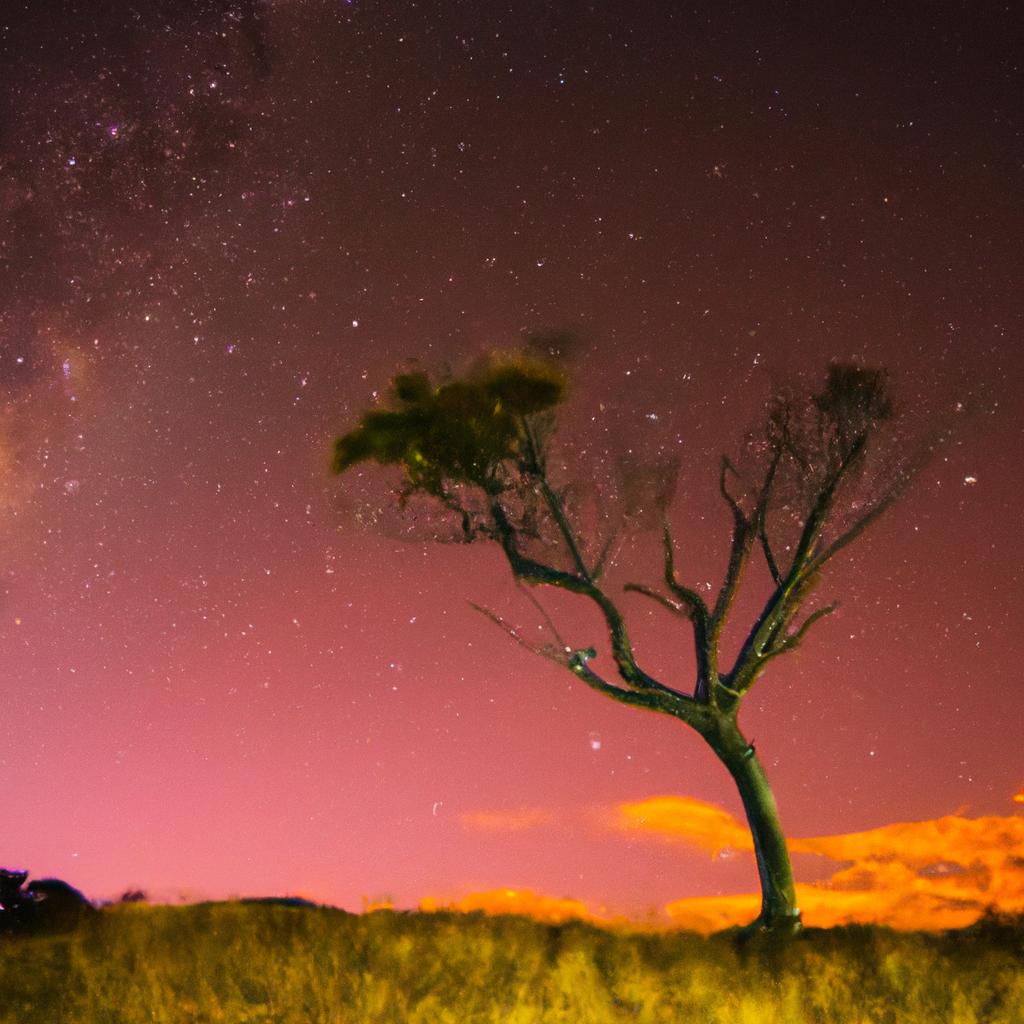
334,354,567,496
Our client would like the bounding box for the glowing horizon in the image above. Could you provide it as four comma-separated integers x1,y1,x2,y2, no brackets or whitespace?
92,788,1019,931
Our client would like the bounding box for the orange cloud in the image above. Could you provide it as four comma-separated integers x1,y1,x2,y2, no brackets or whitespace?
619,794,1024,932
616,795,753,856
460,807,555,833
420,888,599,924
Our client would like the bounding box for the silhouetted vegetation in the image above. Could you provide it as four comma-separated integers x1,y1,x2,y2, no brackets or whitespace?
0,902,1021,1022
0,868,94,936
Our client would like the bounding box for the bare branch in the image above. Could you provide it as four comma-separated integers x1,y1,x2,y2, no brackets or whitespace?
471,603,701,726
711,457,755,634
732,603,837,693
718,457,748,523
658,519,717,702
624,582,717,704
515,579,569,650
490,497,588,590
801,442,934,583
726,434,867,692
567,649,705,723
661,520,711,620
781,432,868,580
623,583,689,618
780,603,837,651
503,545,588,591
590,526,620,581
800,421,945,584
474,582,705,727
770,396,812,473
489,496,691,708
754,447,785,585
521,417,592,581
802,497,893,582
469,602,567,666
587,585,693,703
759,523,783,586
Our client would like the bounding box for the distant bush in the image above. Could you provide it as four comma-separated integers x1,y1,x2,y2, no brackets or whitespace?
0,869,33,908
0,869,94,936
0,902,1021,1023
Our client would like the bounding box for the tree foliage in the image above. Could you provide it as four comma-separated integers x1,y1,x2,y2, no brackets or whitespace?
334,354,566,494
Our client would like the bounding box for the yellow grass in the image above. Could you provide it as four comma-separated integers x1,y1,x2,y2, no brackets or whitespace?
1,902,1021,1023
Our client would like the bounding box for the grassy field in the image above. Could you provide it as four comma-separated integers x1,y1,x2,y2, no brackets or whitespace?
1,903,1021,1023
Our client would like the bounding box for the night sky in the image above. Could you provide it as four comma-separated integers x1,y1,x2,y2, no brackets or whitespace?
1,1,1021,927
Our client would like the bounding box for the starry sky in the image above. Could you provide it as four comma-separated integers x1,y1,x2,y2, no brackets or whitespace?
1,1,1021,924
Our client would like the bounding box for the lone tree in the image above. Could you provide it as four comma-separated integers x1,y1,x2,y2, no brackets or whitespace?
333,351,929,932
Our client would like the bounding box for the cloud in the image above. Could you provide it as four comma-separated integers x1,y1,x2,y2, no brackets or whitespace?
447,792,1024,931
460,807,555,833
616,795,752,856
420,888,598,924
617,794,1024,931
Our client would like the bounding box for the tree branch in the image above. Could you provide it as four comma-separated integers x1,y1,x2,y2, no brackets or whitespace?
800,477,910,584
521,417,592,581
567,648,706,723
590,526,620,581
781,432,868,581
758,524,783,586
772,399,812,473
661,520,711,621
781,603,837,651
514,579,569,651
801,422,942,584
708,446,778,630
710,457,756,637
469,603,567,666
726,434,866,692
623,582,715,703
470,605,701,725
657,519,717,702
490,498,588,590
587,585,693,703
732,603,837,693
754,447,785,586
623,583,689,618
436,485,485,541
488,496,693,710
718,457,747,522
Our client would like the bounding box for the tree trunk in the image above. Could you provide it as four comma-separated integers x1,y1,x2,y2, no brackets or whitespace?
705,717,801,933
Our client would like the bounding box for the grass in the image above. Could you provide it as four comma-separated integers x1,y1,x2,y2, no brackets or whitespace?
1,902,1022,1023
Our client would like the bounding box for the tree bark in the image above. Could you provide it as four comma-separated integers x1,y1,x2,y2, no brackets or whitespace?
704,716,801,933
